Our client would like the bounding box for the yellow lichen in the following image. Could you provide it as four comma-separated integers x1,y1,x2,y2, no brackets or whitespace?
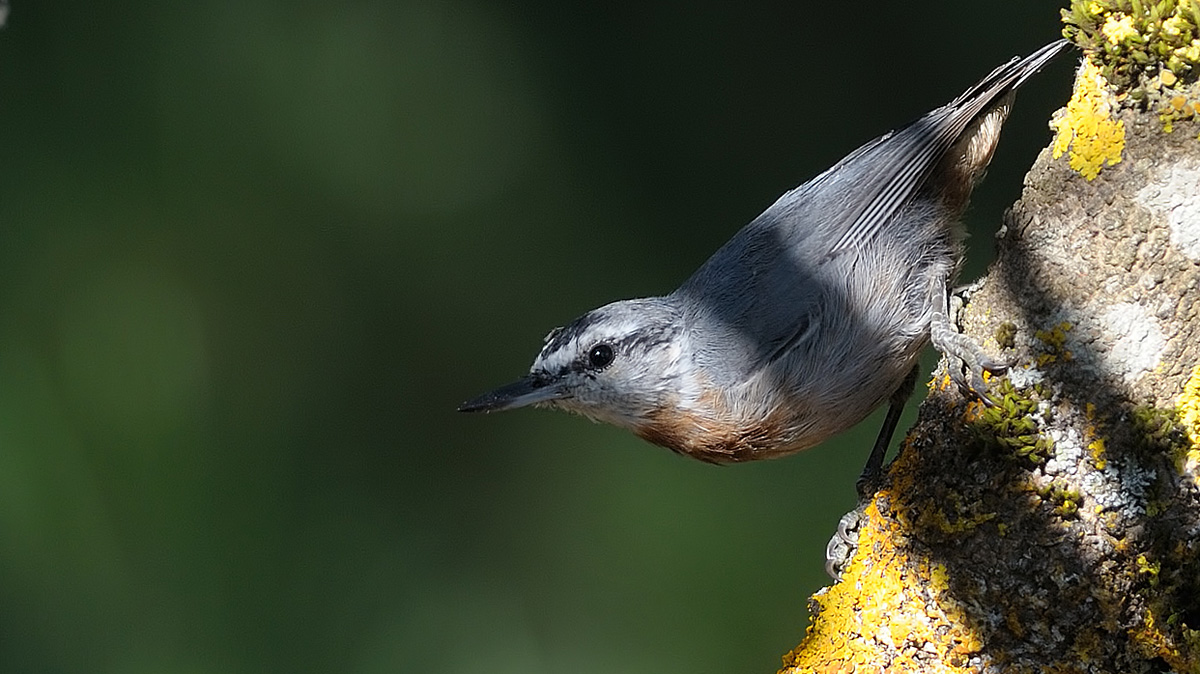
922,492,998,534
1088,437,1108,470
1159,87,1200,133
1177,364,1200,481
1102,13,1140,45
1130,604,1200,672
930,562,950,591
1184,38,1200,63
1052,59,1126,180
780,495,985,674
1135,553,1161,581
1163,15,1189,40
1179,364,1200,448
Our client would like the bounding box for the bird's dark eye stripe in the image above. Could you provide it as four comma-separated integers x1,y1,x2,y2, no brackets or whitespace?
587,343,615,370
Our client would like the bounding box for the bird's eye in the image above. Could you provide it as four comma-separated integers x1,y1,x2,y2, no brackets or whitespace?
587,343,615,370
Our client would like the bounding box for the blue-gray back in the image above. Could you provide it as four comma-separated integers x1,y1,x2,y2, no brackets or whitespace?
671,40,1069,379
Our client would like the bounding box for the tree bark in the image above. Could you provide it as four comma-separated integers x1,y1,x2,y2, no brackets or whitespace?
780,60,1200,674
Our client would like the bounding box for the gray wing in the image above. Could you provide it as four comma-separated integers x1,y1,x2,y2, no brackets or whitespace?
672,191,839,376
674,40,1069,376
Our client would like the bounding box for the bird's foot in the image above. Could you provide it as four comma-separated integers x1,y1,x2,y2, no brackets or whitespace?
824,505,866,580
932,286,1014,406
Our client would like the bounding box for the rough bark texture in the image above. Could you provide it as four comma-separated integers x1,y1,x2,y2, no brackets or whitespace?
780,65,1200,673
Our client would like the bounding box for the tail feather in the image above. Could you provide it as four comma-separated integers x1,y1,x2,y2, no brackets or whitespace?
827,40,1071,255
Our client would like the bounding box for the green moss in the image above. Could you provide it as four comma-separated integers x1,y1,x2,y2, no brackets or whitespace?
970,379,1055,465
1034,321,1076,364
1062,0,1200,89
995,321,1018,350
1038,482,1084,518
1131,404,1191,465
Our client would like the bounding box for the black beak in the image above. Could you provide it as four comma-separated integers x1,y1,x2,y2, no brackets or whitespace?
458,374,565,413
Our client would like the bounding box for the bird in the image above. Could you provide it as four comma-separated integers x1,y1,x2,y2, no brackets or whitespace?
460,40,1070,473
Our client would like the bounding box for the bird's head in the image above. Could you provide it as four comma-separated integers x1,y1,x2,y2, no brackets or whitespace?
459,298,688,431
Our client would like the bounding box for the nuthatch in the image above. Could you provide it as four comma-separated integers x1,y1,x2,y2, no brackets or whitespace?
461,41,1069,474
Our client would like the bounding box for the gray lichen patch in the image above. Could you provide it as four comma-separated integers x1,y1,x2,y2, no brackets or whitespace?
1135,157,1200,261
1097,301,1168,385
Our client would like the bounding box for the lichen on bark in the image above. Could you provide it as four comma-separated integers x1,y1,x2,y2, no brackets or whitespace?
781,56,1200,674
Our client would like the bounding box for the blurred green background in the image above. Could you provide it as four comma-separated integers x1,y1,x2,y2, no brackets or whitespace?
0,3,1073,673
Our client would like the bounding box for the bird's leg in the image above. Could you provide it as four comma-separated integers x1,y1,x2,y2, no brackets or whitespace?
929,281,1012,405
824,363,919,580
855,363,919,498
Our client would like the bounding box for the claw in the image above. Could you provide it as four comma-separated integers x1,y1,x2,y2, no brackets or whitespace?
931,282,1015,406
981,355,1016,374
948,355,1003,406
824,509,864,580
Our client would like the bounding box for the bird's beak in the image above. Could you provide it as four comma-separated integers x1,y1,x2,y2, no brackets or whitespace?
458,374,566,413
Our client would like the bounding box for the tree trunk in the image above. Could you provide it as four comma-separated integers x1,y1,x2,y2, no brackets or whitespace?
781,59,1200,674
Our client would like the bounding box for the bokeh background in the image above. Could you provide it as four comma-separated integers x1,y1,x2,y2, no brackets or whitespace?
0,3,1074,673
